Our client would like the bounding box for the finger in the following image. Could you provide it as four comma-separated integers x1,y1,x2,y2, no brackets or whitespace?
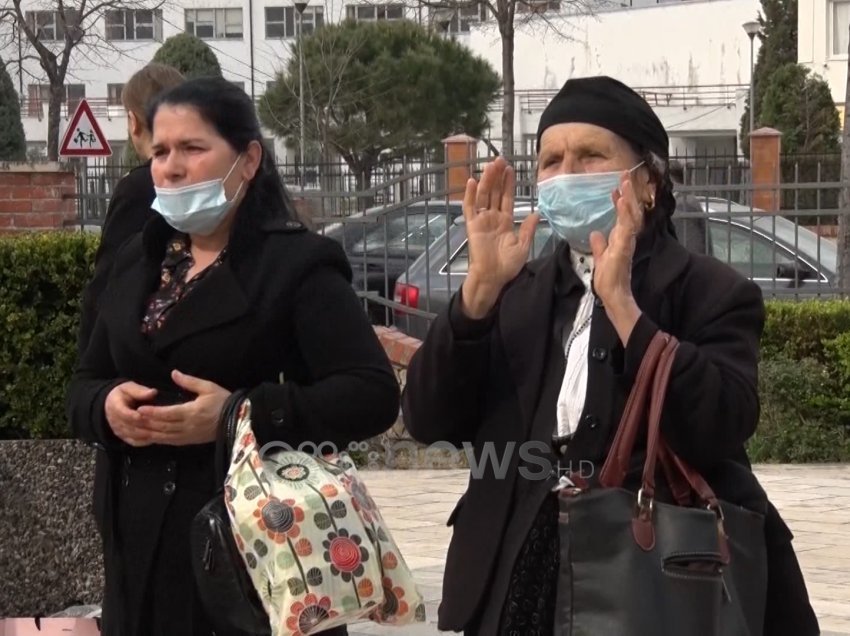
475,162,493,211
462,177,479,223
489,159,505,211
121,383,158,402
589,231,608,261
615,177,639,235
171,369,215,395
135,417,182,434
137,403,189,422
500,165,515,219
517,212,540,250
111,402,143,424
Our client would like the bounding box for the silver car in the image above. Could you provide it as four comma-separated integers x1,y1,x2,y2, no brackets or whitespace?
393,197,837,339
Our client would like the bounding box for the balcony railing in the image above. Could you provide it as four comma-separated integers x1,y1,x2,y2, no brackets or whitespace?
516,84,749,112
20,97,121,120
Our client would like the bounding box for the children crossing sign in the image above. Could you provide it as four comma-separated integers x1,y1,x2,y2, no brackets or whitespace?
59,99,112,157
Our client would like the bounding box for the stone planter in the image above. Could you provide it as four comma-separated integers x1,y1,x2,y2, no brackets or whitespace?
0,439,103,617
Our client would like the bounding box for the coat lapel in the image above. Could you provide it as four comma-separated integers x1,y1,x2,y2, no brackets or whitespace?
499,242,582,436
149,262,250,353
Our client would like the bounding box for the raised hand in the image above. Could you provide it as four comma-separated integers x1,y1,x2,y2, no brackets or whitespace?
589,171,644,345
460,157,539,319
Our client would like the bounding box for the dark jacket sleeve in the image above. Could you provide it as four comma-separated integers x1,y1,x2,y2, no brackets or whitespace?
402,286,497,447
77,164,155,355
247,246,400,452
66,312,128,452
622,275,765,470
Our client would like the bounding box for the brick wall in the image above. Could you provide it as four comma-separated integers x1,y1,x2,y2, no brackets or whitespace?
0,163,77,232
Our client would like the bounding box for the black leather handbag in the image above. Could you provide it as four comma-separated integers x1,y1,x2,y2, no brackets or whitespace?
190,390,271,635
555,332,768,636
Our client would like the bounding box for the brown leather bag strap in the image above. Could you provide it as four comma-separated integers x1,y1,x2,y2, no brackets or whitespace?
639,336,680,500
598,330,669,488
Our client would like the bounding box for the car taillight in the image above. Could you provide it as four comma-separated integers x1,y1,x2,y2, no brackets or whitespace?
394,283,420,309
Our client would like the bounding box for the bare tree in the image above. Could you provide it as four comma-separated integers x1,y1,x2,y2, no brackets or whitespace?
407,0,599,156
838,24,850,295
0,0,163,159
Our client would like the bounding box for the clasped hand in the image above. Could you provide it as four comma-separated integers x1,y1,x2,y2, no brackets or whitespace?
104,370,231,447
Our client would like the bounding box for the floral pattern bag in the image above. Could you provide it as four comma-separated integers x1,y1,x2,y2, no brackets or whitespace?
224,399,426,636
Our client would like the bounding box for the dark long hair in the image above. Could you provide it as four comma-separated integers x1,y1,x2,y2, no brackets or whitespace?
632,144,677,239
147,77,294,227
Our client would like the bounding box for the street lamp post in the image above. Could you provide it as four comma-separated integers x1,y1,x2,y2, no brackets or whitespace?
743,20,759,137
295,1,308,189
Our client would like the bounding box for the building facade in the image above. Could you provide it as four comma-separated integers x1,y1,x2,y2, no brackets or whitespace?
798,0,850,125
1,0,760,167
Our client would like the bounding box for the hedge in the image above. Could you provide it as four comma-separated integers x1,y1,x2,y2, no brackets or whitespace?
0,232,848,463
0,233,97,439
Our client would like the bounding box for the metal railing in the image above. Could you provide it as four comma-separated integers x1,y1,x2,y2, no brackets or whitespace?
518,84,749,112
66,152,848,338
20,97,121,121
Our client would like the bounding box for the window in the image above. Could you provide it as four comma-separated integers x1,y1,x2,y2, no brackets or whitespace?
515,0,560,13
26,83,85,116
345,3,405,22
107,83,124,106
25,10,78,41
447,222,554,273
446,3,488,33
105,9,162,41
265,6,324,38
185,8,243,39
709,221,808,280
834,0,850,56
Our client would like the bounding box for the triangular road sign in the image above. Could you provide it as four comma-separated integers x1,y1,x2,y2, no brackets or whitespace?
59,99,112,157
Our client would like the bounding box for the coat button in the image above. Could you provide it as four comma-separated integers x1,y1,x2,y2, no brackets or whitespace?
559,444,568,455
163,481,176,496
591,347,608,362
166,460,176,473
581,414,599,430
271,409,285,425
594,296,604,308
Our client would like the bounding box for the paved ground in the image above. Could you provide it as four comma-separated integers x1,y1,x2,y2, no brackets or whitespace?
346,465,850,635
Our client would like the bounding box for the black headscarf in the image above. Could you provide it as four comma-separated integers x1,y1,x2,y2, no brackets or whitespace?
535,76,676,233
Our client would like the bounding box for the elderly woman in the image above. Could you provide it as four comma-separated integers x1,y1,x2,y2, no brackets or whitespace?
402,77,818,635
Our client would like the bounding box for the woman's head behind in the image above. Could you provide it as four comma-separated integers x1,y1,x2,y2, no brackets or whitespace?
122,63,185,158
147,76,293,230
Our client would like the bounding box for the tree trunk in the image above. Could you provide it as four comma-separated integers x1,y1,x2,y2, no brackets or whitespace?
838,25,850,296
355,162,374,210
499,2,515,157
47,82,63,161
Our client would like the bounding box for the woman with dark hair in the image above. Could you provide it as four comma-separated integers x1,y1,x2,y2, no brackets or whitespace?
403,76,818,635
66,76,399,636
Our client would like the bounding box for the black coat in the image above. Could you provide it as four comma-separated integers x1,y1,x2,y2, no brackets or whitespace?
402,231,818,635
67,213,400,635
77,160,157,354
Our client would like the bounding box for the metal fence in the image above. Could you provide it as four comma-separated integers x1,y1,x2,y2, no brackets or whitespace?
66,152,848,337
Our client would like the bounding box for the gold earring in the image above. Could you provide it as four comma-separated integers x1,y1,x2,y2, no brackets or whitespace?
646,193,656,211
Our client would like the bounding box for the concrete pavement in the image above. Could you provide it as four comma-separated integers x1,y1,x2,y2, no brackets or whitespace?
347,465,850,635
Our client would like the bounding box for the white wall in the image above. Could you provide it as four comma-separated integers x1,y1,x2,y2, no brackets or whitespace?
798,0,849,104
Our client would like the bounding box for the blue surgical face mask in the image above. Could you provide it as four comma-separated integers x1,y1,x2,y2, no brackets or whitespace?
536,162,644,253
152,156,244,236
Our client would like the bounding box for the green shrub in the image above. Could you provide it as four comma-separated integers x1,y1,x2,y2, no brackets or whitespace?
1,233,850,463
749,354,850,462
0,232,97,439
762,300,850,362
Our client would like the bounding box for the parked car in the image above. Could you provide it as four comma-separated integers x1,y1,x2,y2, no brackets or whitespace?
320,200,465,323
393,205,555,338
394,196,837,339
